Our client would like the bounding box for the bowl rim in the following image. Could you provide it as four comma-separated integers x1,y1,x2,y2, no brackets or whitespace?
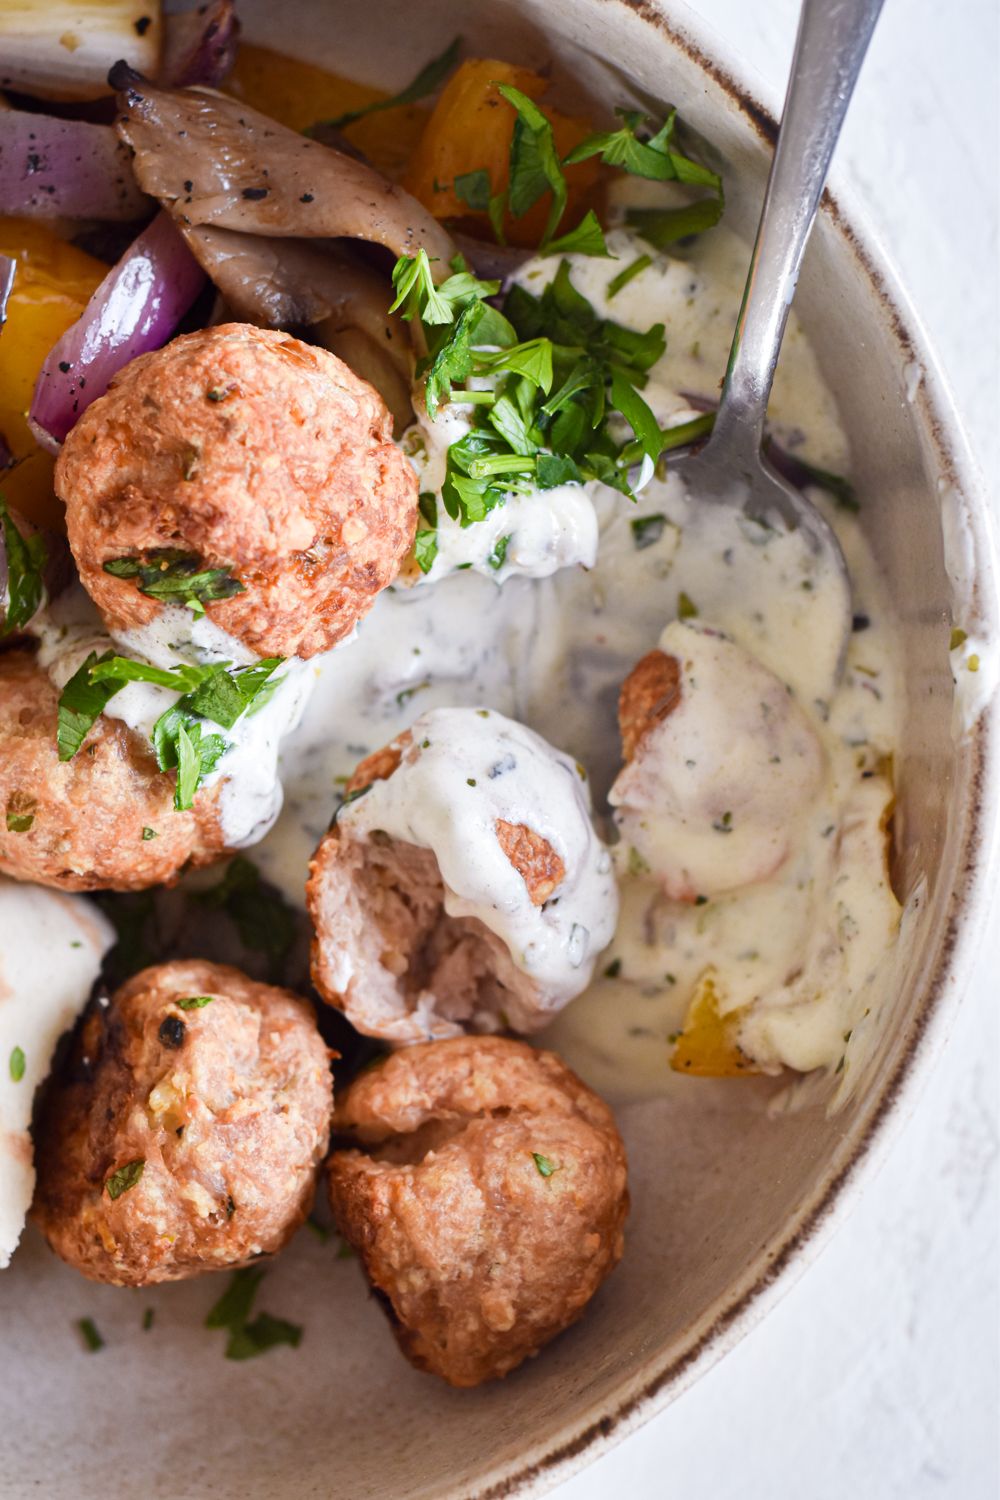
481,2,1000,1495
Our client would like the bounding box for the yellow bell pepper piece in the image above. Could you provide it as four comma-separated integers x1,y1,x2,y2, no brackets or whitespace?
401,59,601,248
0,216,106,529
226,44,428,182
669,970,761,1077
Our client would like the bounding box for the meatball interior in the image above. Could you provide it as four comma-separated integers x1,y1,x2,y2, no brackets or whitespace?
307,709,618,1043
0,648,225,892
31,960,332,1286
328,1036,628,1387
56,324,418,660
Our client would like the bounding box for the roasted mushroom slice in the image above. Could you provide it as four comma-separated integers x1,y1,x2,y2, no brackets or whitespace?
307,709,619,1042
610,620,825,900
328,1035,628,1386
111,66,456,266
32,959,332,1286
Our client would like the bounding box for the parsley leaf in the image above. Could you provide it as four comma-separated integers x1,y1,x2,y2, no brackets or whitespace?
413,529,439,574
176,995,214,1010
631,513,667,550
531,1152,558,1177
487,534,511,571
56,652,125,762
103,550,245,618
225,1313,303,1361
454,167,492,212
607,253,652,299
310,37,460,131
105,1158,145,1200
1,493,47,636
205,1265,302,1361
9,1045,25,1082
77,1317,104,1353
545,209,612,259
496,84,568,246
565,106,722,196
205,1267,265,1329
610,366,662,463
626,198,724,246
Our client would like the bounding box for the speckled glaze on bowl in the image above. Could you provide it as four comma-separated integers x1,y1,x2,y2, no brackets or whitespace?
1,3,997,1497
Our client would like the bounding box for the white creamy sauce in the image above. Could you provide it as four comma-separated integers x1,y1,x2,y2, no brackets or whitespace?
20,221,903,1107
339,706,618,1021
0,881,112,1268
255,224,904,1101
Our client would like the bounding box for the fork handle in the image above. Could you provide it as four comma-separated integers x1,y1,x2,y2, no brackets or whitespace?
708,0,884,459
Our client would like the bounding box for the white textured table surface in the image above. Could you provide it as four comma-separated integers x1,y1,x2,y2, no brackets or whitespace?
559,1,1000,1497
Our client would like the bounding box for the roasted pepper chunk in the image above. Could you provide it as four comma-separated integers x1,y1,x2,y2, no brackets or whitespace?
0,217,106,529
669,970,761,1077
401,58,601,247
226,43,428,181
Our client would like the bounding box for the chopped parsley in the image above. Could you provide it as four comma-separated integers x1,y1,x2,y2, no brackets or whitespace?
607,253,652,300
5,794,35,833
413,529,439,574
141,826,158,841
531,1152,558,1177
630,513,667,550
310,36,460,132
103,549,245,618
76,1317,104,1352
205,1265,302,1361
604,958,622,978
566,107,721,191
495,84,568,247
105,1158,145,1200
56,652,125,762
487,534,511,571
454,167,492,212
142,1308,154,1331
395,252,670,524
9,1045,25,1082
677,590,698,620
950,627,967,650
56,653,284,811
176,995,214,1010
1,493,47,635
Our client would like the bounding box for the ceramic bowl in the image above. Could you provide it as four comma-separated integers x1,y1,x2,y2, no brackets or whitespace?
2,2,997,1496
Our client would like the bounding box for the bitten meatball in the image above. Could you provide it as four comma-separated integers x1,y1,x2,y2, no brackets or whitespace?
0,649,225,891
328,1036,628,1386
306,708,619,1043
56,323,418,659
31,960,332,1286
610,620,825,899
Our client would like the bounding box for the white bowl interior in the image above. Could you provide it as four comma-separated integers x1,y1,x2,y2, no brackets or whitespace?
1,3,993,1497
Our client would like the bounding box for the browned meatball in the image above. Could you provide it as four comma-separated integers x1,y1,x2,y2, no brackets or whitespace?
32,960,332,1286
328,1036,628,1386
618,647,682,762
0,649,225,891
56,323,418,659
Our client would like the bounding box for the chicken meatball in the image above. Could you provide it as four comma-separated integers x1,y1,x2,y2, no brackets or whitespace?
307,708,619,1043
31,960,332,1286
0,649,226,891
56,323,418,659
609,620,825,899
328,1036,628,1386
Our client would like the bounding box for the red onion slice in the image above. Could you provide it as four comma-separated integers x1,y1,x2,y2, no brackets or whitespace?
0,109,149,221
160,0,241,88
28,211,206,453
0,253,14,328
